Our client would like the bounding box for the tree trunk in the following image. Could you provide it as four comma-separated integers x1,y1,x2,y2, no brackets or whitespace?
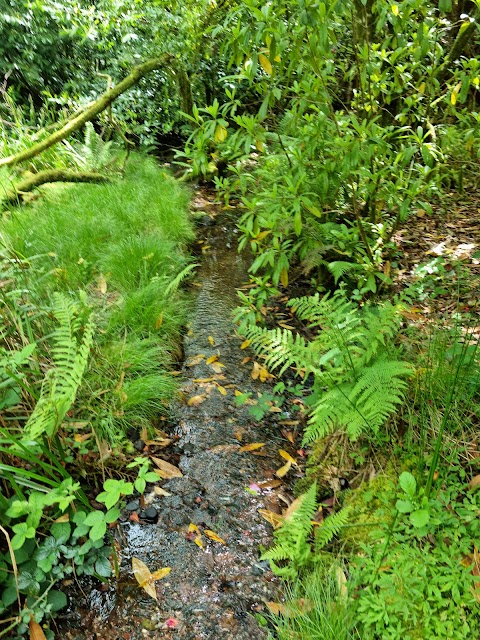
0,54,173,169
2,170,110,206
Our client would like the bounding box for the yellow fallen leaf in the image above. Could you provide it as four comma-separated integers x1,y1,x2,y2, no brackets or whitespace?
206,354,219,364
187,394,207,406
194,535,205,548
239,442,265,452
189,523,200,534
210,361,225,373
97,274,107,295
208,335,215,345
258,509,284,529
29,617,47,640
279,450,297,466
204,529,226,544
186,354,205,366
240,339,252,349
216,385,228,396
74,433,91,443
275,459,292,478
151,457,183,478
208,444,240,453
132,557,171,602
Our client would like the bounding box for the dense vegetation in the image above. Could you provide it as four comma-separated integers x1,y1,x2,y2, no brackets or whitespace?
1,0,480,638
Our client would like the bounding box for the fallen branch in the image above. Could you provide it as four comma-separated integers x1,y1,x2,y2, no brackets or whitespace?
2,170,110,206
0,54,173,169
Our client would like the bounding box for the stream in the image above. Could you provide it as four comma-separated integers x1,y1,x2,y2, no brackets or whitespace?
59,189,289,639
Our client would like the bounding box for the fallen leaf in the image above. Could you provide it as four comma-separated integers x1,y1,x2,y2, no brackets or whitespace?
186,354,205,366
239,442,266,452
258,509,284,529
240,339,252,349
29,617,47,640
206,355,219,364
251,361,273,382
187,394,207,406
208,335,215,345
151,457,183,478
129,512,141,523
468,475,480,490
283,494,305,520
258,479,283,489
208,444,240,454
74,432,91,443
210,361,225,373
275,459,292,478
216,385,228,396
204,529,226,544
266,602,287,616
132,557,171,602
97,274,107,295
54,513,70,523
279,450,297,466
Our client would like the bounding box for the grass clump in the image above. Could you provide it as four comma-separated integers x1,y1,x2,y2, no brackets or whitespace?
1,154,194,442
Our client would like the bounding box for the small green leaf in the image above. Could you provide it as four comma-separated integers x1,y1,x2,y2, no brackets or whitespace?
47,589,67,612
399,471,416,497
396,499,413,513
410,509,430,528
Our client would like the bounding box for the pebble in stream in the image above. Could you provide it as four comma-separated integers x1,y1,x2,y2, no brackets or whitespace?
60,200,284,640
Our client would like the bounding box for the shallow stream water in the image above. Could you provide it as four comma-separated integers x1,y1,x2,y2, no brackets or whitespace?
59,190,286,639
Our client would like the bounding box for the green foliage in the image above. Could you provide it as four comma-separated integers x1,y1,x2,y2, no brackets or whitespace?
352,463,480,640
267,564,358,640
262,483,351,579
241,288,412,441
25,293,94,441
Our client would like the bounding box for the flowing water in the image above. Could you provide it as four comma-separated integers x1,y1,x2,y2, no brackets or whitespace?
59,190,287,639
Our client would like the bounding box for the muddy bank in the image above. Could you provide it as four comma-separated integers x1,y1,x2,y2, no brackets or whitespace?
59,192,289,639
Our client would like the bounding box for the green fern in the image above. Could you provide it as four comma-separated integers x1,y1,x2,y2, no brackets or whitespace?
24,294,94,441
262,482,351,578
242,288,412,441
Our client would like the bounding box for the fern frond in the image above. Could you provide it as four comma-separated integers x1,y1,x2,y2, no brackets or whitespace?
314,506,352,551
244,324,316,376
262,483,318,578
24,294,94,441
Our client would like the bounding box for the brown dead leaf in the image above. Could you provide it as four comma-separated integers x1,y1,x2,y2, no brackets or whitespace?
266,602,287,616
144,438,172,447
132,557,171,602
204,529,226,544
258,509,284,529
258,479,283,490
283,494,305,520
468,475,480,490
186,354,205,367
239,442,265,452
275,459,292,478
251,361,274,382
29,617,47,640
241,356,251,365
151,457,183,478
54,513,70,523
187,394,207,406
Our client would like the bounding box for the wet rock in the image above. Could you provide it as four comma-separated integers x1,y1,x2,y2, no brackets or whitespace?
141,507,158,524
125,500,140,512
134,439,145,452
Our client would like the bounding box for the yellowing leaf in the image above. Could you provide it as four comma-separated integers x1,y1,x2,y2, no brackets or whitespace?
451,81,461,105
54,513,70,523
255,139,265,152
214,124,228,143
155,313,164,329
279,449,297,465
258,509,284,529
208,335,215,345
258,53,273,75
275,459,292,478
132,557,171,602
239,442,265,452
204,529,226,544
274,54,281,62
187,394,207,406
151,457,183,478
29,617,47,640
418,82,426,94
391,4,399,16
280,267,289,287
